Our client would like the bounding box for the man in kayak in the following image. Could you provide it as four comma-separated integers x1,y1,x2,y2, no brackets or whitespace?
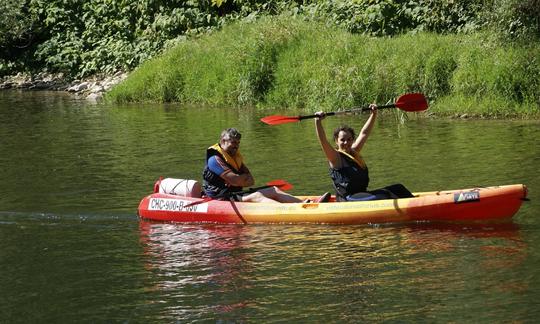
314,105,414,201
203,128,307,203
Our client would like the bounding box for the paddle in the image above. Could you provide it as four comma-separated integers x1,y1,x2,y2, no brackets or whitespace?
260,93,428,126
183,179,293,207
246,179,293,192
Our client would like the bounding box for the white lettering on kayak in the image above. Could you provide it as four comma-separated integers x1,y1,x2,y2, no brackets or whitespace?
148,198,208,213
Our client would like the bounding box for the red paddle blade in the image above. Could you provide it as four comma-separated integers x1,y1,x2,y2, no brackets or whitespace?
267,179,293,191
395,93,428,112
260,115,301,125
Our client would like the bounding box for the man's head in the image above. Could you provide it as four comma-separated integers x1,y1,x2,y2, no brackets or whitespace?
219,128,242,155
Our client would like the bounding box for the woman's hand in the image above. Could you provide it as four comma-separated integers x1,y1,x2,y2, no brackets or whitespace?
315,111,326,120
369,103,378,114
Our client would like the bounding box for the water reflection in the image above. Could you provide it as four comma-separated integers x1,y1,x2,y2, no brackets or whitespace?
138,221,253,318
404,222,523,240
137,220,528,321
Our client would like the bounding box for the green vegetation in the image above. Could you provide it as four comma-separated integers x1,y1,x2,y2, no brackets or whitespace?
108,17,540,117
2,0,539,78
1,0,295,78
2,0,540,117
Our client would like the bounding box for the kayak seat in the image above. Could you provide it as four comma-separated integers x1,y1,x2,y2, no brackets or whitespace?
345,192,379,201
345,184,414,201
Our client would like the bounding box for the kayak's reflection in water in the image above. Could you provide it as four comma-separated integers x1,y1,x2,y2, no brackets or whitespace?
137,220,527,320
402,221,523,239
138,221,253,317
388,222,528,292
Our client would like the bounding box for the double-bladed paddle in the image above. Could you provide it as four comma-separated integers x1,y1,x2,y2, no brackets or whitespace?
260,93,428,126
246,179,293,192
183,179,293,208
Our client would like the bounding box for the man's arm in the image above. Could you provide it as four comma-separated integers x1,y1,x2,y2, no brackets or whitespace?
208,156,254,187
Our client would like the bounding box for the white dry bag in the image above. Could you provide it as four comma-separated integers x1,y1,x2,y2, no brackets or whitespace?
154,178,202,198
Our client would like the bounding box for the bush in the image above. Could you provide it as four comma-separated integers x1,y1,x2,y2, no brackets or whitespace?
301,0,486,36
1,0,539,81
0,0,39,75
481,0,540,42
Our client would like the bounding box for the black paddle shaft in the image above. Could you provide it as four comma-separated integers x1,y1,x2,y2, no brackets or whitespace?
297,103,396,121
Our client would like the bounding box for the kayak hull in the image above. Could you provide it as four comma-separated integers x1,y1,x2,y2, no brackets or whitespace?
137,184,528,225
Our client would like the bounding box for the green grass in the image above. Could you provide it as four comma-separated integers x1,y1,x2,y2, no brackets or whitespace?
107,16,540,118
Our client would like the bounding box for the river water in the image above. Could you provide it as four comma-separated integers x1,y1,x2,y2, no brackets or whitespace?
1,90,539,322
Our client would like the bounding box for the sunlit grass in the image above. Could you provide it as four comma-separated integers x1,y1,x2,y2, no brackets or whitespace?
107,16,540,118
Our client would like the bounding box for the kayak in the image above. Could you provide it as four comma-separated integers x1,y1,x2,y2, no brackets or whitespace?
137,183,528,225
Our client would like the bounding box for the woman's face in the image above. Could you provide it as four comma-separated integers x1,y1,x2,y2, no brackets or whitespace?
336,130,353,151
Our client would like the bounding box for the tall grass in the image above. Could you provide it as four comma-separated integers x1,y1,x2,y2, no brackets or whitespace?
107,16,540,117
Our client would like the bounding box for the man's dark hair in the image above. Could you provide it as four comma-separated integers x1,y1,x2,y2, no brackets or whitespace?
220,128,242,141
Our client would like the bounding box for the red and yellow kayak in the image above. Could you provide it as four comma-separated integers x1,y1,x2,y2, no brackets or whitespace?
137,184,528,225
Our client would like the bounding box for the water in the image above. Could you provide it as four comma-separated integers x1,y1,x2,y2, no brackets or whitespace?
1,90,539,322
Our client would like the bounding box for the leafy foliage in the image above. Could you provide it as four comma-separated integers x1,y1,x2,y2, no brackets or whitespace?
25,0,227,77
482,0,540,41
301,0,487,36
1,0,539,79
0,0,38,74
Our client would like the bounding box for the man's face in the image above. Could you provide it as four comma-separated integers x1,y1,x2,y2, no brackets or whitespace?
220,136,240,156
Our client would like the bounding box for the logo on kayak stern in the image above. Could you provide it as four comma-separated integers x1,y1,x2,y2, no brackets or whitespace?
454,191,480,204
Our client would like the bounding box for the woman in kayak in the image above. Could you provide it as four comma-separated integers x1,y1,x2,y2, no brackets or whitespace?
203,128,312,203
314,105,413,201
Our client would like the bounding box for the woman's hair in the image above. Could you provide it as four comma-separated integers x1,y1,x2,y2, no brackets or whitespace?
333,125,355,142
220,128,242,141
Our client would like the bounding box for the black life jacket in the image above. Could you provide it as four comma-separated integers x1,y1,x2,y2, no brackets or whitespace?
330,151,369,201
202,144,243,198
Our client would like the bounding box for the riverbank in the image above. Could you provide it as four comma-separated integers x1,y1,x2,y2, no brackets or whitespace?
0,72,127,101
107,17,539,118
3,17,539,118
